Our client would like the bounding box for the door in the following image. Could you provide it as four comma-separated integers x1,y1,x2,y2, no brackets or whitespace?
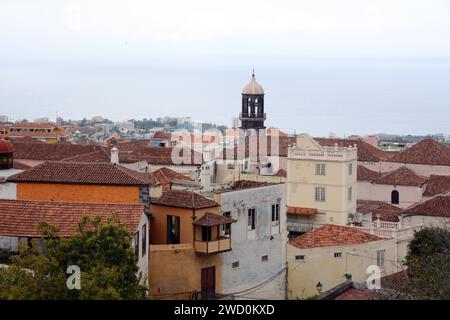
201,266,216,299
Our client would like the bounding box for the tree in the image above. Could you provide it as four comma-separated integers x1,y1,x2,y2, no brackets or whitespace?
397,227,450,300
0,216,147,300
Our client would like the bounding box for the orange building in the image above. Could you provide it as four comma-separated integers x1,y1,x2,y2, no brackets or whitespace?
149,190,235,299
7,161,153,205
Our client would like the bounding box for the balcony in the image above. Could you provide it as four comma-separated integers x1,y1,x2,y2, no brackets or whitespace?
239,113,267,121
193,212,236,254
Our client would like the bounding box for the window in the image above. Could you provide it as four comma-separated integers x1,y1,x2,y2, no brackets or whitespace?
167,215,180,244
141,223,147,257
232,261,239,268
349,163,353,175
134,231,139,258
391,190,399,205
334,252,342,258
261,255,268,262
348,187,352,201
248,208,256,231
295,255,305,261
227,163,235,170
202,226,212,241
315,187,326,202
377,250,385,269
315,163,326,176
223,212,231,235
271,204,280,222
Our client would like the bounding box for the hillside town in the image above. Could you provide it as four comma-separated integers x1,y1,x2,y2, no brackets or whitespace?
0,74,449,300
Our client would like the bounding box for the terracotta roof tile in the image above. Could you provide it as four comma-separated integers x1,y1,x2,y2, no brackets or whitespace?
151,190,219,209
0,199,144,237
357,165,380,181
380,270,408,290
315,138,392,162
150,167,191,185
403,194,450,217
290,224,385,249
423,175,450,197
7,161,153,186
193,212,236,226
334,288,378,300
357,200,403,222
287,206,318,216
387,138,450,166
374,166,428,186
12,160,31,170
12,142,97,161
231,180,269,190
61,149,111,162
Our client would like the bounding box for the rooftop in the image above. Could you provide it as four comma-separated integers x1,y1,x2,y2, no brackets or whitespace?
374,166,428,187
151,190,219,209
290,224,385,249
357,165,380,181
0,199,144,237
242,74,264,95
357,200,403,222
423,175,450,197
150,167,191,185
193,212,236,226
7,161,153,186
403,194,450,218
387,138,450,166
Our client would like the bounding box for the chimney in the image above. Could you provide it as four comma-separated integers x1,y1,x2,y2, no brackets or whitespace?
111,147,119,164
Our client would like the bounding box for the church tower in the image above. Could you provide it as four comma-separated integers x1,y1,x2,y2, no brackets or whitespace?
239,72,266,130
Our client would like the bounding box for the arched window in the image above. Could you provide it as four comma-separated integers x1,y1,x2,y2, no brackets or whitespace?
391,190,399,205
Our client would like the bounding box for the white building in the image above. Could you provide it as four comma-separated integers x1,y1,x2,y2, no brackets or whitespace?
212,180,287,299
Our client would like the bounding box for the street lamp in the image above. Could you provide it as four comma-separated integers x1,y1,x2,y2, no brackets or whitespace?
316,281,323,294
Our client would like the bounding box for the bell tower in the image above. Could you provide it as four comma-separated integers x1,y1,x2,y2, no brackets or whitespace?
239,72,266,130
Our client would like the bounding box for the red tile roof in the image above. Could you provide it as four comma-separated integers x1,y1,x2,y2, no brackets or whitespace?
387,138,450,166
150,167,191,185
333,288,378,300
357,165,380,181
403,194,450,217
11,122,57,129
7,161,153,186
380,270,408,290
61,149,111,162
12,160,31,170
287,206,317,216
374,166,428,187
315,138,392,162
193,212,236,226
357,200,403,222
290,224,385,249
0,199,144,237
151,190,219,209
230,180,268,190
423,175,450,197
120,146,203,165
12,142,97,161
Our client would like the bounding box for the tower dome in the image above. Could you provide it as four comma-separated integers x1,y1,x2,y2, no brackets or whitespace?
242,73,264,95
239,72,266,130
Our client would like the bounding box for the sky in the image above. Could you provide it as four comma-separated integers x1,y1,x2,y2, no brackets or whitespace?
0,0,449,136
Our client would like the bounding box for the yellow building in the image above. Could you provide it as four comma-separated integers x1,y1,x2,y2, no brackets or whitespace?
149,190,236,299
7,122,68,143
287,134,357,234
287,224,399,299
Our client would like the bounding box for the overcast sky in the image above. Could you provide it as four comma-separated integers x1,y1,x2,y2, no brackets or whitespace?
1,1,449,135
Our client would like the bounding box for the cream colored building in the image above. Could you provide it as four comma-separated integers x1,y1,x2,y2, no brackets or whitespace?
287,134,357,233
287,224,399,299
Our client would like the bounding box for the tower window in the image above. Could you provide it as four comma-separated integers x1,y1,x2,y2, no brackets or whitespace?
248,208,256,230
348,187,352,201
